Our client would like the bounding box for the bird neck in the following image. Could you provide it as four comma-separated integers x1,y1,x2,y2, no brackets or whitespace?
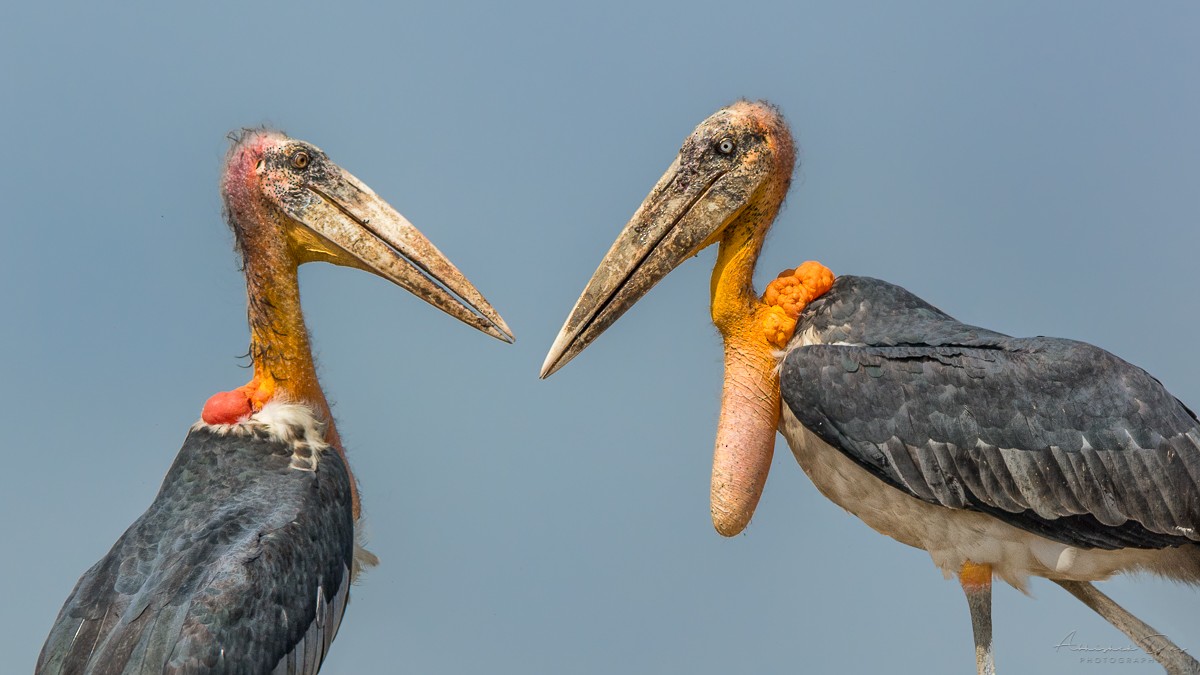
240,233,361,517
243,246,331,424
211,144,359,517
703,188,834,537
709,219,769,338
706,202,781,536
198,200,362,517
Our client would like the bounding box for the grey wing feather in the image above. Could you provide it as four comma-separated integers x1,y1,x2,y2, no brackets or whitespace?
269,571,348,675
782,277,1200,550
37,426,355,674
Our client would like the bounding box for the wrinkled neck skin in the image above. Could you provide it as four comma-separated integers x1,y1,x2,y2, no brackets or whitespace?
242,229,335,428
707,190,782,537
235,205,360,518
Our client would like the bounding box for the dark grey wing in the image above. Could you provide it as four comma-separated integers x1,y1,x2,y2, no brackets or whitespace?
37,425,355,674
781,338,1200,550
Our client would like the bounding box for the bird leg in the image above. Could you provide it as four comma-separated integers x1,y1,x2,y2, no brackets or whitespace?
1053,580,1198,675
960,561,996,675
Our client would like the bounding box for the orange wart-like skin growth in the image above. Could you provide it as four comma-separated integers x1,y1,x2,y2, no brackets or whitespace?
762,262,835,348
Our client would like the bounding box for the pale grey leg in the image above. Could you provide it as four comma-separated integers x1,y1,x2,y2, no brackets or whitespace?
961,562,996,675
1054,580,1198,675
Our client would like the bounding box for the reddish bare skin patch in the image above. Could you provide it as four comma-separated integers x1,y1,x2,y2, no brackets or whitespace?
222,131,284,206
200,375,276,425
201,389,254,425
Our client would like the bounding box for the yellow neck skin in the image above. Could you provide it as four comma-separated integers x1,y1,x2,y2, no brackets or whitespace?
243,253,333,423
707,205,781,537
237,214,360,518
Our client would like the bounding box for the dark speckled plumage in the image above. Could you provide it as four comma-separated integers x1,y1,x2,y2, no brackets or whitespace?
782,276,1200,550
37,424,353,674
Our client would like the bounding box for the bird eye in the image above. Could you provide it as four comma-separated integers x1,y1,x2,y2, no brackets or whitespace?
717,138,735,155
290,151,311,170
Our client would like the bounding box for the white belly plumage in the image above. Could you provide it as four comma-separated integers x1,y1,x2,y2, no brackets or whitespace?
779,405,1190,589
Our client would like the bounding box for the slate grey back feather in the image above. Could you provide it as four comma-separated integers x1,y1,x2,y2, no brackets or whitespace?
37,426,354,674
782,276,1200,551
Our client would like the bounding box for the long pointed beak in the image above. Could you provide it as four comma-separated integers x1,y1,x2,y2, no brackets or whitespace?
286,168,514,343
540,158,741,377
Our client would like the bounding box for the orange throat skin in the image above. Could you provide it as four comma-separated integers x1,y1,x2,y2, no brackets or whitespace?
709,222,832,536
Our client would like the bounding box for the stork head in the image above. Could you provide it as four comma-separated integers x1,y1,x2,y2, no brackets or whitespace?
222,129,513,343
540,101,794,377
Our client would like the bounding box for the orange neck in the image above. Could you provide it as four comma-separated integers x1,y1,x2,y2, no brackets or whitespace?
704,179,834,536
213,135,359,517
708,162,790,342
242,242,332,423
707,203,781,536
211,201,360,517
243,230,359,517
710,219,770,339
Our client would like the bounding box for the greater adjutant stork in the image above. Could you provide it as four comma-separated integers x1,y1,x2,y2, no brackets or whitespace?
38,130,512,674
541,101,1200,674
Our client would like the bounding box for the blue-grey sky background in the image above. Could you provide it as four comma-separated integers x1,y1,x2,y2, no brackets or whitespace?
3,2,1198,673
